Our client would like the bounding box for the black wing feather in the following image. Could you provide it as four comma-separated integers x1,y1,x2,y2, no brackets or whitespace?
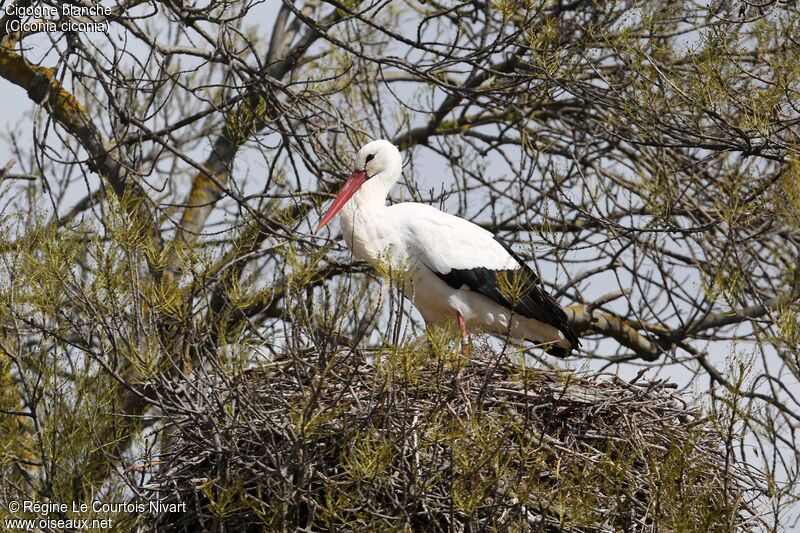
432,236,581,352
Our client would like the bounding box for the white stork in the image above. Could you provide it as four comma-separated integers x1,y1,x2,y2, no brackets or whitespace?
317,139,580,357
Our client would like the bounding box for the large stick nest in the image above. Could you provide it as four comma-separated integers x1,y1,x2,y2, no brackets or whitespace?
133,343,762,532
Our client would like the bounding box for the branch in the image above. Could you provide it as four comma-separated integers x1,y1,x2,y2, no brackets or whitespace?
568,305,662,361
0,41,163,275
170,5,351,255
568,285,798,362
680,291,797,335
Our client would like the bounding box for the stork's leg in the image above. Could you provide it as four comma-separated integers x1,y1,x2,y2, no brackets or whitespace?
456,311,470,356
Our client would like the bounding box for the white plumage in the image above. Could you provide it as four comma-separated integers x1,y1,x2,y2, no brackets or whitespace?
317,140,580,357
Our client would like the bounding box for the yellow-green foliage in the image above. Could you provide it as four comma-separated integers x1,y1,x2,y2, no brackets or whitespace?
0,359,32,479
497,267,539,305
291,386,349,441
776,159,800,225
701,260,747,307
0,200,193,513
639,166,678,223
342,431,394,481
645,434,738,532
202,480,251,519
224,96,268,146
776,303,800,350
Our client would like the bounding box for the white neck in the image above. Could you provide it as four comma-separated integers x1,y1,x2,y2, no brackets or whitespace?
338,167,401,264
339,167,400,226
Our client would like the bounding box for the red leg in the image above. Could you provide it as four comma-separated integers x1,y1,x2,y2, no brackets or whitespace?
456,311,470,356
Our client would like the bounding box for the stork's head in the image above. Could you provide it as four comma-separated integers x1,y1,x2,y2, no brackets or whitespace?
316,140,402,231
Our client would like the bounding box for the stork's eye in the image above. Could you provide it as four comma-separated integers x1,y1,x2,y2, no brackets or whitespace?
366,153,375,163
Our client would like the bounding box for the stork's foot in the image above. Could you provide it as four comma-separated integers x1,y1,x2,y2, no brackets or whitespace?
456,311,471,356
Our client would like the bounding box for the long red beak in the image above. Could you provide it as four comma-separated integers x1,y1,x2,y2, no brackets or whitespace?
316,171,367,232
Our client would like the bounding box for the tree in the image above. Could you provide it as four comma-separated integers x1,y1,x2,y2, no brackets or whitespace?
0,0,797,529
